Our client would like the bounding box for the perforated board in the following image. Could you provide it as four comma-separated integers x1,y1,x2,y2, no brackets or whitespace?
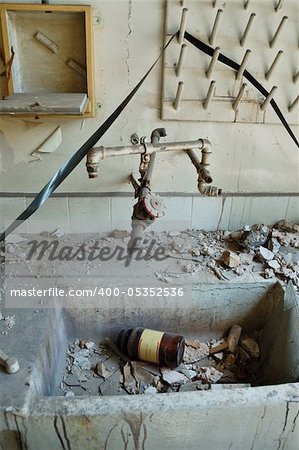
161,0,298,125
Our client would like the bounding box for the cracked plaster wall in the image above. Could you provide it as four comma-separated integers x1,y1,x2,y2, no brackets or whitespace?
0,0,298,195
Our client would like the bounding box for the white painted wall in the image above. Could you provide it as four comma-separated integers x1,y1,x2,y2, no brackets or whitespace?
0,0,298,232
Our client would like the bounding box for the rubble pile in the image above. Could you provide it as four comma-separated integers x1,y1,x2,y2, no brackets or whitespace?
185,220,298,290
60,324,262,397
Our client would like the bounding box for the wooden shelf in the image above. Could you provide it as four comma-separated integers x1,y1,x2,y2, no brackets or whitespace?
0,3,95,118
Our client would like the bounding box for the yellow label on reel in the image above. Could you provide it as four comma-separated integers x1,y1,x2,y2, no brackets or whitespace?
138,329,165,364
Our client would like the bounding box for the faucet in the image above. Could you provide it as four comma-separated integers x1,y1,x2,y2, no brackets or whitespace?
185,144,222,196
85,130,221,247
127,128,167,252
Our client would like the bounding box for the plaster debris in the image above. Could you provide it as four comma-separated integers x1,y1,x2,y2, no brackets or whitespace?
171,238,189,254
155,272,173,283
264,268,275,279
240,338,260,358
221,250,241,268
79,339,95,350
241,224,270,249
3,315,16,329
185,339,201,349
144,385,157,395
50,228,64,238
267,259,280,270
161,368,188,385
58,321,264,396
122,362,138,394
5,234,27,244
258,246,274,262
183,342,209,363
65,390,75,397
112,230,129,239
95,362,112,379
197,367,223,384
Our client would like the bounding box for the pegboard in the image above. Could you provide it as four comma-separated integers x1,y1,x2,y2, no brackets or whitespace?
161,0,299,124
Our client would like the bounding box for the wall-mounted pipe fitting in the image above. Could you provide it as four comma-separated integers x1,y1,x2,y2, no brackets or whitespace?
185,142,222,196
128,128,166,251
86,148,101,178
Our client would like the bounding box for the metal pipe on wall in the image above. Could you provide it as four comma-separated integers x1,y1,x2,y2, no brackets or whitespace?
86,139,210,178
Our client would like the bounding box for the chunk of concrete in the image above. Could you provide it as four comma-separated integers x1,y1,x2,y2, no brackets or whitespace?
221,250,241,268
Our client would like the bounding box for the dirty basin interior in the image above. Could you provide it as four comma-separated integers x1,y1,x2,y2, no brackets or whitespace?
53,281,298,394
1,281,298,411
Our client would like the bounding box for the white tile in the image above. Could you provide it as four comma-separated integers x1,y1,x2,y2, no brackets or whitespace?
191,196,232,231
26,197,70,234
228,197,252,230
150,197,192,232
111,197,135,232
68,197,110,233
285,197,299,223
248,197,288,226
0,197,29,233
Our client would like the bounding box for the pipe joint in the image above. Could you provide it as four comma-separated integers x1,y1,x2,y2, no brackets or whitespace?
151,128,167,141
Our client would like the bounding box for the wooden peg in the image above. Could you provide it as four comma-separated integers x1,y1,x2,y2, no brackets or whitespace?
174,81,184,110
244,0,250,10
240,13,256,47
265,51,283,80
206,47,220,78
270,16,288,48
176,44,187,77
203,80,216,110
288,95,299,113
260,86,277,112
236,50,251,81
209,9,223,46
178,8,188,45
292,70,299,84
275,0,284,12
233,83,247,111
